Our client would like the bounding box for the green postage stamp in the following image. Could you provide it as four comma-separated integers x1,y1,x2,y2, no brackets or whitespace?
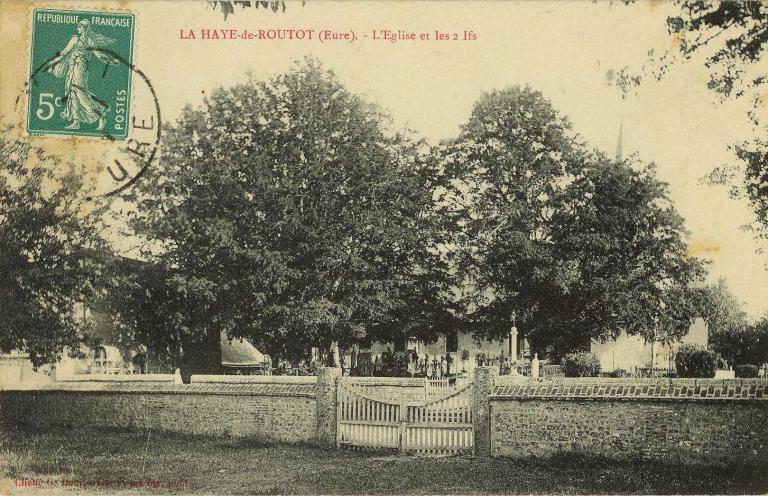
27,9,135,139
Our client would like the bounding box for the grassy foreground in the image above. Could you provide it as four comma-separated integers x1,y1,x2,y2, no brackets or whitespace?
1,425,766,495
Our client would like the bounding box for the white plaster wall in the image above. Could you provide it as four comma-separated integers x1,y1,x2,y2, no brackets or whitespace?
591,332,651,372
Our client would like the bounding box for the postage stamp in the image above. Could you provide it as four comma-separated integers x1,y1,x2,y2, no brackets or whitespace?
27,9,135,140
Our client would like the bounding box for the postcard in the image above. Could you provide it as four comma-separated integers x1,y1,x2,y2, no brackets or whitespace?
1,1,767,494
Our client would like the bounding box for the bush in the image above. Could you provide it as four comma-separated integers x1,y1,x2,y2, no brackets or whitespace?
674,345,717,378
562,352,601,377
608,368,628,378
735,364,759,378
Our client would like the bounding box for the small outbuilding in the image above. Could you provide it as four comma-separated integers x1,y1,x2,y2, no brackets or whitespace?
220,334,271,374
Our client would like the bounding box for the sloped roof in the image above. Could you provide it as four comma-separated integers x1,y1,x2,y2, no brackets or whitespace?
220,333,269,367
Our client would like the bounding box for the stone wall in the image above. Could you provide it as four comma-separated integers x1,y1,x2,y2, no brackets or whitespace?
57,374,178,384
3,372,767,466
1,381,317,444
489,378,768,465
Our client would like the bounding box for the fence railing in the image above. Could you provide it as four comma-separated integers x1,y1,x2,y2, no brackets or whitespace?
512,363,564,377
425,376,470,396
426,378,451,389
541,364,565,377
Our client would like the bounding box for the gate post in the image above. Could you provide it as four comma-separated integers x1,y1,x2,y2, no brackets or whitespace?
315,367,342,447
472,366,497,457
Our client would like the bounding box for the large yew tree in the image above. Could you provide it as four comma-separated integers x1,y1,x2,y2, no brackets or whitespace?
439,86,587,348
440,86,706,355
544,158,707,354
124,59,452,374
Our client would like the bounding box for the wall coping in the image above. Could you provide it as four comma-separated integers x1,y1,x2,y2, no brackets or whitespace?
343,377,425,387
191,374,317,384
0,382,316,397
516,377,767,385
56,374,177,383
492,379,768,401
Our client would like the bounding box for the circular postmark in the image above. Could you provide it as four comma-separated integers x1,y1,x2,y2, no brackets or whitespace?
25,18,161,198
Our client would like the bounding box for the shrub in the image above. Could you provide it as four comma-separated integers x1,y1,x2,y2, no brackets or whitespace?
562,352,601,377
674,344,717,378
608,368,628,378
735,364,759,378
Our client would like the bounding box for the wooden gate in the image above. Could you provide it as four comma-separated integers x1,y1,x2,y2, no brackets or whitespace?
336,380,474,455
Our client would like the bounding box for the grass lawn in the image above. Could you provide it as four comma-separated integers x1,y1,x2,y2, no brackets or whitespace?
1,425,766,495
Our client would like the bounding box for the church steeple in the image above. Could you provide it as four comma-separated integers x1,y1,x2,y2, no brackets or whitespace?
615,122,623,162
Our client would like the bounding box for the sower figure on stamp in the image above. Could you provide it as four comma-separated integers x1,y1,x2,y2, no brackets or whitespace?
47,19,119,130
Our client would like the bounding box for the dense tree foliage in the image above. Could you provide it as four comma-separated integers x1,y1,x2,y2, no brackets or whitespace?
695,279,749,337
438,86,585,342
616,1,767,102
124,59,452,373
441,87,706,356
102,258,201,374
697,279,768,367
0,128,109,367
546,158,706,353
711,319,768,368
3,72,714,372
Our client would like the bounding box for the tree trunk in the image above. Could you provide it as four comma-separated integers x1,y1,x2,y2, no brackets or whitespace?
329,341,341,368
179,328,222,383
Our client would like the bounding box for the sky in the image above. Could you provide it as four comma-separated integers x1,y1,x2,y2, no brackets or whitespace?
3,0,767,317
